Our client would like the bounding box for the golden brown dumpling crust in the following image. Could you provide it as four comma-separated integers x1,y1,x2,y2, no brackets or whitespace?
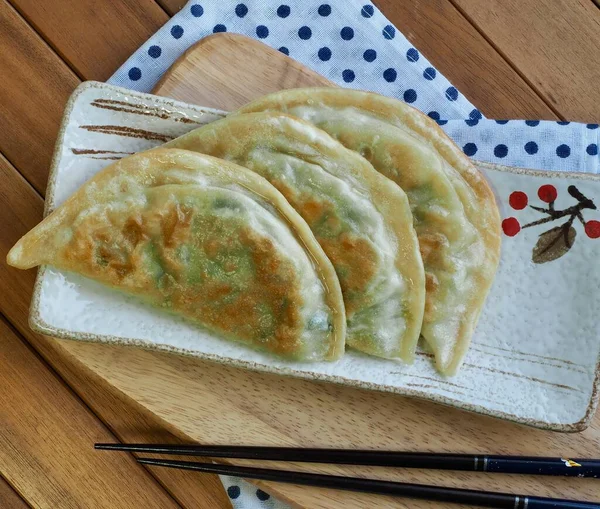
166,113,425,363
7,149,346,361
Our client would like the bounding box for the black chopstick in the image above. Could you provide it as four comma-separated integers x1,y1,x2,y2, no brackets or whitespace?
135,457,600,508
94,443,600,478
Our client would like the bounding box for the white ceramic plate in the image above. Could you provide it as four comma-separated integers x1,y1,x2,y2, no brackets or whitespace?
32,82,600,431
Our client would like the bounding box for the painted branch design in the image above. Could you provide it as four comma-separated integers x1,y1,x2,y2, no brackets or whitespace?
503,184,599,264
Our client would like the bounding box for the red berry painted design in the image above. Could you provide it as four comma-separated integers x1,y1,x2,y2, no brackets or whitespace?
585,220,600,239
502,217,521,236
538,184,557,203
509,191,528,210
504,184,597,263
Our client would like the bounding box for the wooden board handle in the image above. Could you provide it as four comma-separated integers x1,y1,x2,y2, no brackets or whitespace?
153,33,334,110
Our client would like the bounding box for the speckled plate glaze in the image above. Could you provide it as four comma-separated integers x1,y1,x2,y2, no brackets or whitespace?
31,82,600,431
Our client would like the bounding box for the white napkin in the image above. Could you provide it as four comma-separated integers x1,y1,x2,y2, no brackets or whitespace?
109,1,599,176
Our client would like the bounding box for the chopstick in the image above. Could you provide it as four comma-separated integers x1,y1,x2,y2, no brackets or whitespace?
134,457,599,508
94,443,600,478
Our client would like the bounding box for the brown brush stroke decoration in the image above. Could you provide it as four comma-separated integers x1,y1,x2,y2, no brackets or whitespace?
463,363,579,391
71,148,133,160
90,99,200,124
469,345,587,373
532,224,577,264
71,148,134,156
474,341,586,367
79,125,173,142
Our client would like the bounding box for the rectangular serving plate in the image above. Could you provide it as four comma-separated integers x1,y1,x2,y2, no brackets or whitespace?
31,82,600,431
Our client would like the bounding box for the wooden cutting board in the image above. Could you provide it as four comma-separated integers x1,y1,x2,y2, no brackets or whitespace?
54,33,600,508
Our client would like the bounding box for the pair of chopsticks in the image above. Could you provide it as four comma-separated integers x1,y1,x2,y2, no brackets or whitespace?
96,443,600,508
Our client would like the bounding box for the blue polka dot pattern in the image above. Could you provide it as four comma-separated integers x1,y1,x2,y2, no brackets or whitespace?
361,4,374,17
428,111,447,126
363,49,376,62
383,68,397,82
445,87,458,101
382,25,395,39
256,25,269,38
406,48,419,62
110,0,600,184
494,144,508,158
148,45,162,58
128,67,141,81
423,67,436,80
318,47,332,61
298,26,312,39
227,486,240,499
556,144,571,158
256,489,271,501
277,5,290,18
470,109,482,120
524,141,538,154
190,4,204,17
318,4,331,16
465,108,481,126
170,25,184,39
403,89,417,103
463,143,478,156
342,69,355,82
340,27,354,40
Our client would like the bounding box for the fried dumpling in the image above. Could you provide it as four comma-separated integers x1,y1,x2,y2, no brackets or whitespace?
165,112,425,363
7,149,346,361
238,89,501,374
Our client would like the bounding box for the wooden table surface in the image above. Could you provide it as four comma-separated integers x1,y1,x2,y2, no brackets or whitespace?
1,1,599,507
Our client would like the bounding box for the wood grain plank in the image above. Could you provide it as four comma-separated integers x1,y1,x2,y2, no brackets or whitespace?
373,0,558,119
452,0,600,121
0,314,181,509
156,0,186,16
0,153,231,509
43,352,233,509
0,0,79,195
0,475,29,509
9,0,168,81
0,155,44,334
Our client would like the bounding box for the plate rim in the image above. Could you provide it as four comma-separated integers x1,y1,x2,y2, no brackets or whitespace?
31,80,600,432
